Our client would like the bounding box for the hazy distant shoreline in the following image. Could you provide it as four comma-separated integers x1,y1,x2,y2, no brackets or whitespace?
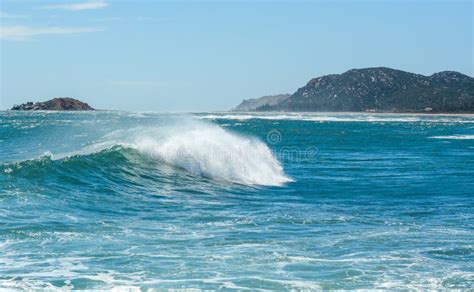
2,109,474,116
227,111,474,116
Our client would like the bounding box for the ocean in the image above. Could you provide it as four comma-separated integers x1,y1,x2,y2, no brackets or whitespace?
1,111,473,289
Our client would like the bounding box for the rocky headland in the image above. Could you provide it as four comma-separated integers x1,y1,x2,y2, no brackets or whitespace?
234,67,474,113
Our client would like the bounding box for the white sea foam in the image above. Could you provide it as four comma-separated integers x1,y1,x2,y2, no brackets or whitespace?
197,113,474,123
430,135,474,140
132,122,292,186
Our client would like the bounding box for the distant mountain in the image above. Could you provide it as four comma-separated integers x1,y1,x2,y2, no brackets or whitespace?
11,98,94,111
235,67,474,113
234,94,291,111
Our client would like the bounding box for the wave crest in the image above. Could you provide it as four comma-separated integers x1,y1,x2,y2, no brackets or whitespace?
133,123,292,186
2,121,292,187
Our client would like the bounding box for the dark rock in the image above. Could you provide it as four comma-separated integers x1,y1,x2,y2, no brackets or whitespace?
11,98,94,111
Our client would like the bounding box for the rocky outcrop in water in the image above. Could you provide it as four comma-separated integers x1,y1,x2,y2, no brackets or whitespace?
11,98,94,111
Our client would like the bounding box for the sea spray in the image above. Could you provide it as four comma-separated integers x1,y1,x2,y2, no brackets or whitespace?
133,122,292,186
5,118,292,186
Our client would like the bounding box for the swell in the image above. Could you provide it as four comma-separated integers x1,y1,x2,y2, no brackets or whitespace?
1,122,292,187
0,145,213,200
1,146,144,184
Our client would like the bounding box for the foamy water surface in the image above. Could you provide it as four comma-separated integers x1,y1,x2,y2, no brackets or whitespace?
1,111,473,289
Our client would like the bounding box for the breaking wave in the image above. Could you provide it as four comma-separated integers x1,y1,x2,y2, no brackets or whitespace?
2,121,291,187
133,123,291,186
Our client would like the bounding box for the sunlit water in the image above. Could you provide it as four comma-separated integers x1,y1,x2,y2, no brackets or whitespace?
1,111,473,289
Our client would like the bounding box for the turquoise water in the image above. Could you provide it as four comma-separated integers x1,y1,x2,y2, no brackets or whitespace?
1,111,473,289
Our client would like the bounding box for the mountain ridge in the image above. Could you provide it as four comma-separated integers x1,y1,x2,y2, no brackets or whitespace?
233,67,474,113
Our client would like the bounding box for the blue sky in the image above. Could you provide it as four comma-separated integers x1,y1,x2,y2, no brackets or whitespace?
1,0,472,111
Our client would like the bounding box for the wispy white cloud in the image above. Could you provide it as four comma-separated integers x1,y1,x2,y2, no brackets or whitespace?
0,26,104,41
42,1,109,11
0,11,29,19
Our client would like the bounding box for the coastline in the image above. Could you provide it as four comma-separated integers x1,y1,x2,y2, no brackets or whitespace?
2,109,474,117
226,111,474,117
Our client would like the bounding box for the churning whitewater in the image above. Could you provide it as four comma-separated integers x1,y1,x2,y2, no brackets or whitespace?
1,111,473,290
132,123,291,186
8,120,291,186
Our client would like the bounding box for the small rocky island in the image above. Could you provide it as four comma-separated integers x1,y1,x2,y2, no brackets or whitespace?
234,67,474,113
11,97,94,111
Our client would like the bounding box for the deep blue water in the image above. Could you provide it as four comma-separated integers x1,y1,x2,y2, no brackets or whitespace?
1,111,473,289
